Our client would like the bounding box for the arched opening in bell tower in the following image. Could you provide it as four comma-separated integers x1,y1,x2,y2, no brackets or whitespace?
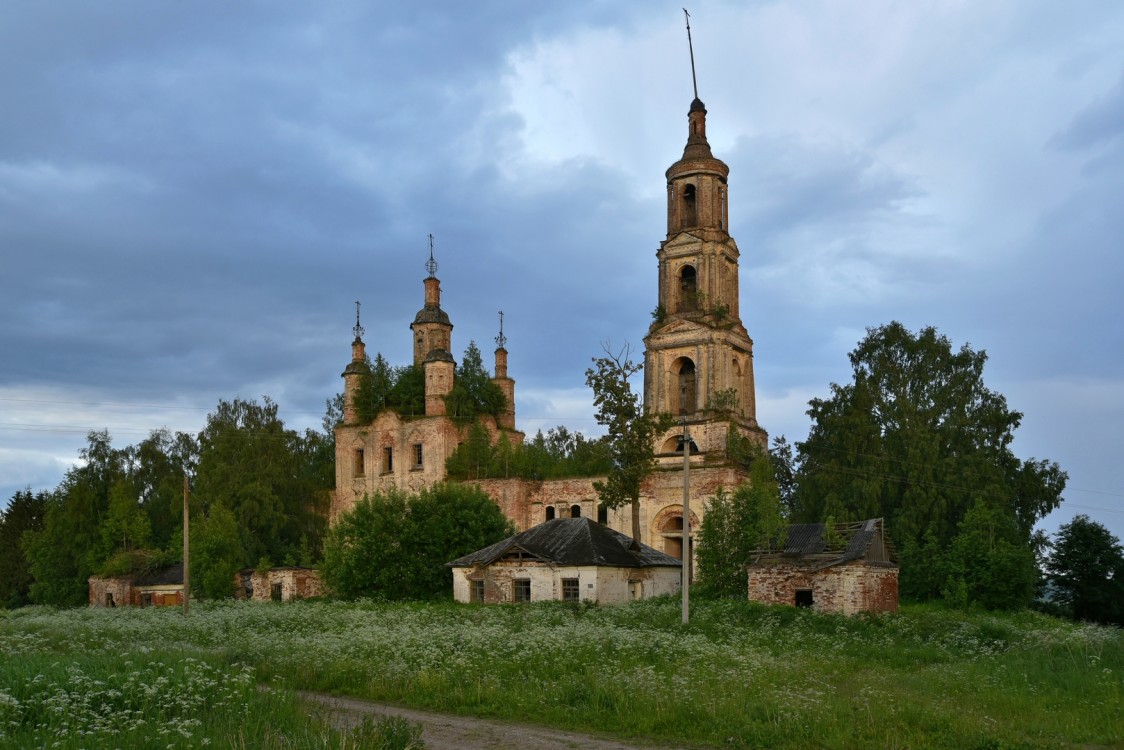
678,266,698,312
672,357,697,415
682,183,697,227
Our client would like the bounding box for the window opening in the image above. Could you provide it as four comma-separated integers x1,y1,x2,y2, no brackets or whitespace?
412,443,423,469
796,589,814,608
105,593,115,608
383,446,393,473
141,593,152,607
513,579,531,603
470,579,484,603
679,266,698,312
597,504,608,524
683,184,697,227
677,359,697,414
562,578,580,602
271,583,283,602
546,506,556,521
354,448,365,477
570,504,581,518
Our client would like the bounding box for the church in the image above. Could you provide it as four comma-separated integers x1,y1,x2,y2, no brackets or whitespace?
330,91,767,560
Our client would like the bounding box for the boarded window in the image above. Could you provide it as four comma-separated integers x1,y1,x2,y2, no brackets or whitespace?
562,578,579,602
796,589,814,608
513,579,531,603
470,579,484,603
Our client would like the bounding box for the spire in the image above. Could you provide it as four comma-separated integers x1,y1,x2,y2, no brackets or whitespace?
684,8,699,102
495,310,507,350
425,233,438,278
352,300,364,342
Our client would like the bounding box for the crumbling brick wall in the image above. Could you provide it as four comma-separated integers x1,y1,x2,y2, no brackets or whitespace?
748,562,898,615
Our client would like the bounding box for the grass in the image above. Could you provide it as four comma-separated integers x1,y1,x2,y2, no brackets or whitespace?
1,597,1120,749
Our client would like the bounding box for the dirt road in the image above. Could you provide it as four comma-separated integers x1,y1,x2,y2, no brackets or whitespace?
297,690,689,750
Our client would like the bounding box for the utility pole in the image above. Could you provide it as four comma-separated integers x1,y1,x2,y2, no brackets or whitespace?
681,411,691,624
182,474,190,616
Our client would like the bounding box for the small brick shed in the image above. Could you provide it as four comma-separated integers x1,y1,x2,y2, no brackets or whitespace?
748,518,898,615
89,564,184,608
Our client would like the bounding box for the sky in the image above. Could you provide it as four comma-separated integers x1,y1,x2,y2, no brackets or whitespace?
2,1,1122,542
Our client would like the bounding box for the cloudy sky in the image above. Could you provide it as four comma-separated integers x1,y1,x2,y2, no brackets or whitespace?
2,1,1122,541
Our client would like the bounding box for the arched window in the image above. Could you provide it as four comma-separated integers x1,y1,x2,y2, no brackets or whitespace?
683,184,697,227
546,506,556,521
674,358,697,415
570,504,581,518
679,266,698,312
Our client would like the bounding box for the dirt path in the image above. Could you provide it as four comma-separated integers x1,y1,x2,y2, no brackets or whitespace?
296,690,689,750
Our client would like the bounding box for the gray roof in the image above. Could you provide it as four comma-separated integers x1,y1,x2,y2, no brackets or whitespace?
447,518,682,569
760,518,896,569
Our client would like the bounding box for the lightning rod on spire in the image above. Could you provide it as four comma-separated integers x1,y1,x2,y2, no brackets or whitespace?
353,300,364,340
495,310,507,349
684,8,699,100
425,233,439,277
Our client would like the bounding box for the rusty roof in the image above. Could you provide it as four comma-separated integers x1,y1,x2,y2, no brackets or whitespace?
447,518,682,569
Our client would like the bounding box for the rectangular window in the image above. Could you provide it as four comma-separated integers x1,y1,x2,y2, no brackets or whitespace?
470,579,484,603
513,579,531,603
382,446,393,473
795,589,814,608
412,443,423,469
562,578,579,602
354,448,365,477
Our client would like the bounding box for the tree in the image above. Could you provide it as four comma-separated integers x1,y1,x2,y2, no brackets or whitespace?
1045,515,1124,625
697,449,786,597
0,489,48,608
192,503,245,599
445,341,506,419
794,322,1066,604
585,344,673,542
943,499,1038,610
321,484,513,600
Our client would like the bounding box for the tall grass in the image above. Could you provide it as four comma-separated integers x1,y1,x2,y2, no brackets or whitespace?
2,598,1120,749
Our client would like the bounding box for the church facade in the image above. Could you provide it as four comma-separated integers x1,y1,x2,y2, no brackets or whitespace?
331,93,766,558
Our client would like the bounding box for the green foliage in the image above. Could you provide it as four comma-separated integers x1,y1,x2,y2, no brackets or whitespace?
321,483,514,600
650,304,666,325
445,341,506,419
445,424,612,481
22,431,127,606
98,547,177,578
4,600,1120,749
0,489,48,608
942,499,1038,610
192,503,245,600
769,435,798,517
697,450,786,597
1046,515,1124,625
585,345,673,541
794,322,1066,605
193,397,328,571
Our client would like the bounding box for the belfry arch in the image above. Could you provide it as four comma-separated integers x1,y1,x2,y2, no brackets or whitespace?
671,357,697,415
678,265,698,312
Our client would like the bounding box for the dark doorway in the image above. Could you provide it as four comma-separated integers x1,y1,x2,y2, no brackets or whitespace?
795,589,814,608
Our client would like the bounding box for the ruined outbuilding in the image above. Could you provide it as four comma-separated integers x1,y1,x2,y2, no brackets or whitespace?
448,517,681,604
748,519,899,615
88,564,184,608
235,566,323,602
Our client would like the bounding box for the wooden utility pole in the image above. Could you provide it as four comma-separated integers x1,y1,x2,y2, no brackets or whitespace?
183,474,190,616
682,415,691,624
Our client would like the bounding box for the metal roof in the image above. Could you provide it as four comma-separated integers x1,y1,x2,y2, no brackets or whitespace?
761,518,896,569
448,518,683,569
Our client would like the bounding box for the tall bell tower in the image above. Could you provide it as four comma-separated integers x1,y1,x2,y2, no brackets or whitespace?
642,87,766,456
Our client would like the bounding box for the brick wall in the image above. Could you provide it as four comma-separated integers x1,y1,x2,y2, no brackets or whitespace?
748,562,898,615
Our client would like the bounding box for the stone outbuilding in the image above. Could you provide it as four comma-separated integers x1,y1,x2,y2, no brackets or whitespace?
89,564,184,608
235,566,323,602
447,517,682,604
748,518,898,615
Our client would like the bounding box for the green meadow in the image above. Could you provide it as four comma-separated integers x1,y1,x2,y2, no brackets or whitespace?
1,597,1120,749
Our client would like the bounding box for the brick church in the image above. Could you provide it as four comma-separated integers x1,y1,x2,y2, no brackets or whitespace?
330,92,767,559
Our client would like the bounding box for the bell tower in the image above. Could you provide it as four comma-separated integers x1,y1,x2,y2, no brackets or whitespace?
643,72,765,456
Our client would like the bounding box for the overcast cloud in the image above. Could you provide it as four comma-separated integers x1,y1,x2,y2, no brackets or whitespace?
2,1,1122,540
